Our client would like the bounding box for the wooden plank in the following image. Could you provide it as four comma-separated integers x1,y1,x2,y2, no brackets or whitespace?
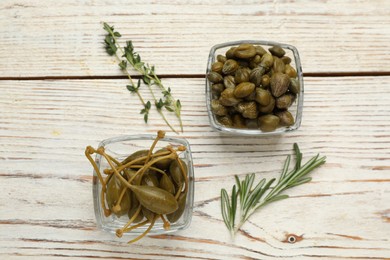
0,77,389,259
1,0,390,77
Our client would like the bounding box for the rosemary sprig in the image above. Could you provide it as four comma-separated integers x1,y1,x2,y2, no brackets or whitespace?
221,143,326,237
103,22,182,133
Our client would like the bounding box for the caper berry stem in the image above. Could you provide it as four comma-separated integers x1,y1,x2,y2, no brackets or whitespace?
127,215,158,244
117,204,142,237
160,215,170,230
145,130,165,164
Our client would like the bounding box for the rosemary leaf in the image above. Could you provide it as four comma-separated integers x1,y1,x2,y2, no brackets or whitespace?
220,143,326,237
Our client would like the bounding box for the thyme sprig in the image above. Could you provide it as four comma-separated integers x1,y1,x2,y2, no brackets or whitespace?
221,143,326,237
103,22,182,133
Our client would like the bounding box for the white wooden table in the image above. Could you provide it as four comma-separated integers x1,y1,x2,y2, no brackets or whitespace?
1,1,389,259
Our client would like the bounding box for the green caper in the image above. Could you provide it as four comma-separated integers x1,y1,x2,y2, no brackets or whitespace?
234,68,250,83
211,83,225,96
211,61,224,74
269,45,286,58
273,57,285,73
270,72,290,97
281,56,292,64
255,45,267,56
153,148,173,170
276,110,295,126
223,75,236,89
219,88,241,106
129,185,178,215
169,159,188,187
211,99,228,116
236,101,258,119
128,205,144,223
260,53,274,68
244,89,257,101
245,118,258,129
258,96,275,114
167,192,187,223
160,174,175,195
222,59,239,75
232,114,246,128
285,64,297,78
276,94,294,109
207,71,223,83
226,47,236,59
233,82,255,98
289,78,300,94
249,55,261,69
122,149,149,165
255,88,271,106
217,54,227,63
217,115,233,127
234,43,257,59
249,67,265,87
258,114,280,132
106,175,131,217
261,74,271,88
141,172,160,187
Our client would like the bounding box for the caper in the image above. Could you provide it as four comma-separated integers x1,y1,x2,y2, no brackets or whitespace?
232,114,246,128
226,47,236,59
169,159,187,187
167,192,187,223
285,64,297,78
258,114,280,132
270,72,290,97
219,88,241,106
289,78,300,94
244,89,257,101
258,96,275,114
211,99,228,116
249,55,261,69
217,54,227,63
281,56,292,64
276,110,295,126
217,115,233,127
245,118,259,129
122,149,149,165
142,172,160,187
234,68,250,83
260,53,274,69
261,74,271,88
233,82,255,98
255,45,267,56
153,148,173,170
106,175,131,217
223,75,236,89
269,45,286,58
249,67,265,87
273,57,285,73
236,101,258,119
211,61,224,74
276,94,294,109
234,43,256,59
255,88,271,106
160,174,175,195
129,185,178,215
211,83,225,96
207,71,223,83
222,59,239,75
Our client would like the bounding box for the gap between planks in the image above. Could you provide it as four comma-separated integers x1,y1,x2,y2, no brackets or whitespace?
1,71,390,81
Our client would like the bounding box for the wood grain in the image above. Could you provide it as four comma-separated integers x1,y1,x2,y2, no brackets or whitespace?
0,0,390,78
1,77,389,259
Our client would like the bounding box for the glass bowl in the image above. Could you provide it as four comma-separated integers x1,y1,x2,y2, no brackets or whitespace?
205,40,304,135
92,134,194,237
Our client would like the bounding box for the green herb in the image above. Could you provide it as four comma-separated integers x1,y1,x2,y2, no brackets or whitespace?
103,22,182,133
221,143,326,237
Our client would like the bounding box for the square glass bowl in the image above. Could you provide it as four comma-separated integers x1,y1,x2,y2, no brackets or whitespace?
205,40,304,135
92,134,194,236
